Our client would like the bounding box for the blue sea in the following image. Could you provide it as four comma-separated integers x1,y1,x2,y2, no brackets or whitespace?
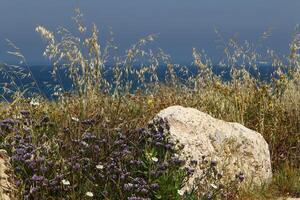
0,64,275,100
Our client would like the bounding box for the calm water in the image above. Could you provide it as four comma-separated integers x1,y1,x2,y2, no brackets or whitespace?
0,64,275,100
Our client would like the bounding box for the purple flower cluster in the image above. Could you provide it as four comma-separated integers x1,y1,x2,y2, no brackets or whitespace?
0,113,188,199
0,118,19,133
10,131,71,198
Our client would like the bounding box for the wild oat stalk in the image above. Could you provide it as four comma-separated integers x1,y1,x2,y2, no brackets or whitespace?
36,9,171,99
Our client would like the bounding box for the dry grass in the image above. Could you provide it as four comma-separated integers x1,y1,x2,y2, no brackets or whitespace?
0,9,299,199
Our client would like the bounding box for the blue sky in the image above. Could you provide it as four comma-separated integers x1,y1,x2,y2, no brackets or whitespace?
0,0,299,64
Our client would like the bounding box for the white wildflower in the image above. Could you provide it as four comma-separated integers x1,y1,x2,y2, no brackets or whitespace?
177,189,185,196
30,98,40,106
96,164,104,170
61,179,70,186
22,125,31,132
85,191,94,197
81,141,89,147
71,117,80,122
151,157,158,162
13,114,22,119
210,183,218,189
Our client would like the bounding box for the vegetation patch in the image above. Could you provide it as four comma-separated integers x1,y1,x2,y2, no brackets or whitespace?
0,9,299,200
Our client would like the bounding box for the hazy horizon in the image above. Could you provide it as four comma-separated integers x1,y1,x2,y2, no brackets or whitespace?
1,0,300,65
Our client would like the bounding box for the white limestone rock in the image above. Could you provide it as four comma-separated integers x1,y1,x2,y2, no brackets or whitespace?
0,150,16,200
153,106,272,192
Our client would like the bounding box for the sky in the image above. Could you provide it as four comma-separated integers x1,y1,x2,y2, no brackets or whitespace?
0,0,299,65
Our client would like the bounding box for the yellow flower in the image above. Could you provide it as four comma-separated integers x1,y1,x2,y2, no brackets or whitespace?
147,99,154,106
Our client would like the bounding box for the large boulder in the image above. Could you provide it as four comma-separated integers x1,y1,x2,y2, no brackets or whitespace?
152,106,272,192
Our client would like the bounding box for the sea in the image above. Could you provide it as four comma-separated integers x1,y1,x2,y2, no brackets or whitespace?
0,64,276,100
